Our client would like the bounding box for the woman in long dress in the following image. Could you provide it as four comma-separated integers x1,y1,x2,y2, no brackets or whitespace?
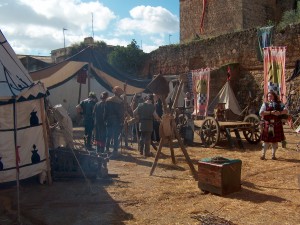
259,91,288,160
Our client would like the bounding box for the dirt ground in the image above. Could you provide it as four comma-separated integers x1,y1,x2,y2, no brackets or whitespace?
0,125,299,225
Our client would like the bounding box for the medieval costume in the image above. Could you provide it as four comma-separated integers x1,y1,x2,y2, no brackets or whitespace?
153,96,163,142
259,91,288,160
104,86,124,158
133,94,161,157
94,92,108,153
78,92,97,148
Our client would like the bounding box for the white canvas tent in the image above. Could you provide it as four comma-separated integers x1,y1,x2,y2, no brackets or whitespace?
39,73,109,119
207,81,242,117
0,30,50,184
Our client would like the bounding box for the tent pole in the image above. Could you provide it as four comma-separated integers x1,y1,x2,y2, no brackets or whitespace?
78,83,82,104
171,79,184,111
39,98,52,185
88,63,91,94
13,99,21,224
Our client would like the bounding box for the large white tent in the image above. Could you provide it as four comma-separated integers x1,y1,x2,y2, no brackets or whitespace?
0,30,50,184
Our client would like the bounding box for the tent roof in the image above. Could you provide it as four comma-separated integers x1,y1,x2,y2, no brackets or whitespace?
30,46,151,95
208,81,242,116
31,60,88,89
0,30,34,100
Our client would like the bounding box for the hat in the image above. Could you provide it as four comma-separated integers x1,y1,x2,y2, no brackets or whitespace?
112,86,124,96
100,91,108,100
146,94,154,101
88,92,96,98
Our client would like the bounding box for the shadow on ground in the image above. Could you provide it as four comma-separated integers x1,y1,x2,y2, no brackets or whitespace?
0,176,133,225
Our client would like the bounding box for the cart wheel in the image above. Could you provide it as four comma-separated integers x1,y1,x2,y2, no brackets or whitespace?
243,114,261,144
200,117,220,148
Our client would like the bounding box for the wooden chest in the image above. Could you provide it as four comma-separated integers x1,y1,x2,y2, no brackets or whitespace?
198,158,242,195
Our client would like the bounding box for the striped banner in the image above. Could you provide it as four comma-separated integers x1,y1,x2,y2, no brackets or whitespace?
192,68,210,117
263,47,287,103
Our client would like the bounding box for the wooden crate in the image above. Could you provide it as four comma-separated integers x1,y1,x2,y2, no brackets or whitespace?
198,158,242,195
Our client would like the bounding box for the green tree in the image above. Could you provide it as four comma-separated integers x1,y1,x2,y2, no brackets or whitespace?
277,2,300,30
108,39,146,75
67,40,108,57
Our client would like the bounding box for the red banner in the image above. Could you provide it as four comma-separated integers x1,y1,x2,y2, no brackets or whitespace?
77,69,87,84
200,0,207,33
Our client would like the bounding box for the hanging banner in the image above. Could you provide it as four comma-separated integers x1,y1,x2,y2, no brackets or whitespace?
257,26,274,61
77,68,87,84
263,46,287,103
192,68,210,117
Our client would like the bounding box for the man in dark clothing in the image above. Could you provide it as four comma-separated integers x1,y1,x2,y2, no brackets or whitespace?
77,92,97,148
130,93,143,142
94,91,108,153
104,86,124,158
153,94,163,142
133,94,161,157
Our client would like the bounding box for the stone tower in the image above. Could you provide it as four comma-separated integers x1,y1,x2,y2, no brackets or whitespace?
180,0,297,43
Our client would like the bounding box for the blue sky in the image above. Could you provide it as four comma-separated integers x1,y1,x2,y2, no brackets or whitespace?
0,0,179,56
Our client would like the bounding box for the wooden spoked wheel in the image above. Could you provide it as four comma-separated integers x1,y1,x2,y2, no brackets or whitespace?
243,114,261,144
200,117,220,148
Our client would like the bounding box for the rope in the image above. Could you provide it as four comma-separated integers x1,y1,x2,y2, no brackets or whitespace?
69,148,96,194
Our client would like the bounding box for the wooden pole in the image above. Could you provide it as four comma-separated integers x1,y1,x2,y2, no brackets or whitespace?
172,121,197,179
12,99,21,224
78,83,82,104
169,138,176,164
39,98,53,185
172,79,184,111
150,137,164,175
88,63,91,95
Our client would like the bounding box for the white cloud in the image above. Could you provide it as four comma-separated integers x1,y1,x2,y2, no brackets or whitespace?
142,44,159,53
0,1,179,55
116,5,179,35
19,0,116,31
0,0,116,55
99,37,130,47
150,35,165,46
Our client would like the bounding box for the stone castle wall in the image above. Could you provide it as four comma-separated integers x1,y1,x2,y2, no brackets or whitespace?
148,23,300,109
180,0,243,42
180,0,296,43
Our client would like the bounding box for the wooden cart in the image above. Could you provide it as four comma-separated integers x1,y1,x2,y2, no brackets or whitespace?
194,114,261,148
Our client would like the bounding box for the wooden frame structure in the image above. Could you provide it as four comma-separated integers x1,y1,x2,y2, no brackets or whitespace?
147,74,197,179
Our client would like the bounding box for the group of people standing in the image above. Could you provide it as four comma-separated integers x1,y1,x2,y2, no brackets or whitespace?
77,86,125,158
77,86,289,161
77,86,162,159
